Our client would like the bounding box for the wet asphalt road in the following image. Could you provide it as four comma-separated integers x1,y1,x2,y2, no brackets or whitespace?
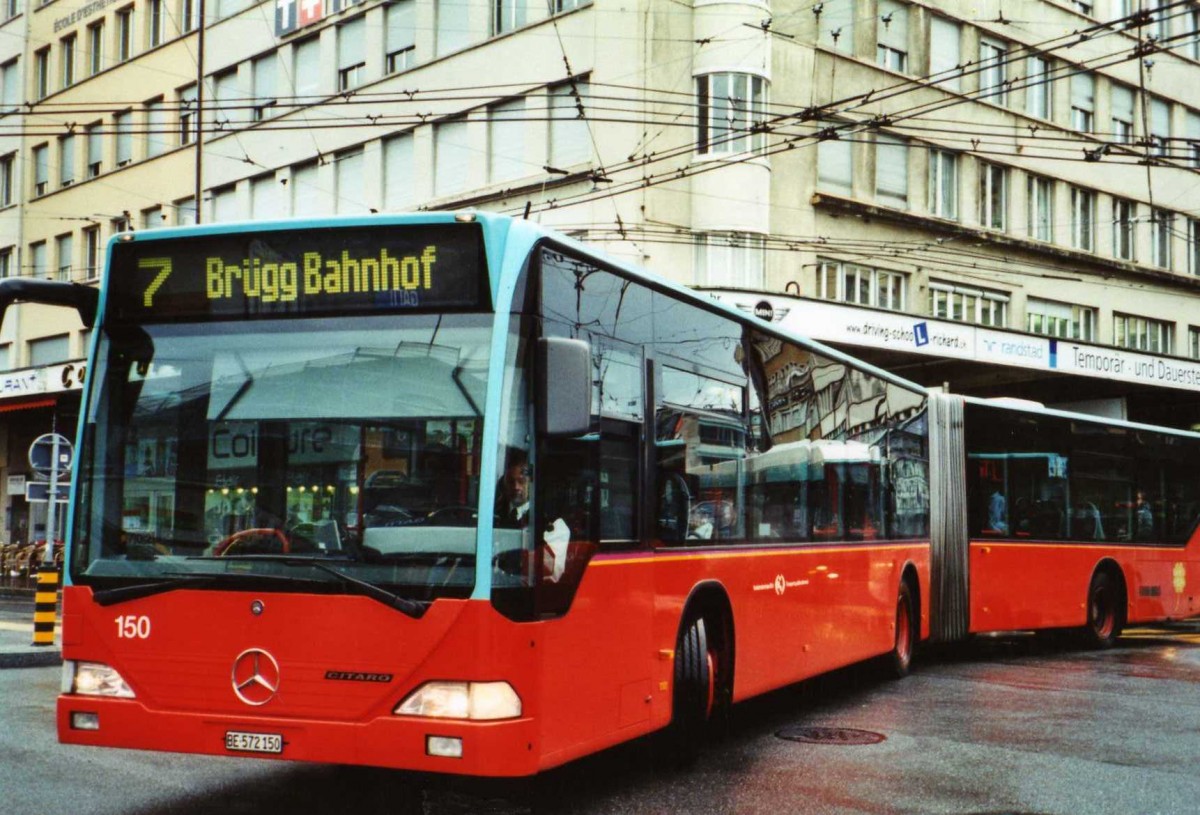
2,620,1198,815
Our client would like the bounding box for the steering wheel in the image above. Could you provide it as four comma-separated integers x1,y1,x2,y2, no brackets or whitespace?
213,527,290,557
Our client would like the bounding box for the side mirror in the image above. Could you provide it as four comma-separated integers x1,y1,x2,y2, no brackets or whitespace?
537,337,591,437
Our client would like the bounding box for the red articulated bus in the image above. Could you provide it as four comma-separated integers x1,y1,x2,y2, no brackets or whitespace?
0,213,1194,778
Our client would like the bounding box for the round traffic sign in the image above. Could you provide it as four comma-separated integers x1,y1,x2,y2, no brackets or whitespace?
28,433,74,478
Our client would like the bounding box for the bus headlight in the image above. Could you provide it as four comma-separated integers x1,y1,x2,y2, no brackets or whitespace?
394,681,521,720
67,661,136,698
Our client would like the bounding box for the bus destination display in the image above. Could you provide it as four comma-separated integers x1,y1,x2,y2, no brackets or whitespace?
106,224,488,321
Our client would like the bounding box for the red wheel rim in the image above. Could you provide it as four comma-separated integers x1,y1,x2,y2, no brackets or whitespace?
704,650,716,717
896,598,912,665
1091,587,1114,639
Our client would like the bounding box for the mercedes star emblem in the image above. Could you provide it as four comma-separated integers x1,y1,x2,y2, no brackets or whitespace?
231,648,280,706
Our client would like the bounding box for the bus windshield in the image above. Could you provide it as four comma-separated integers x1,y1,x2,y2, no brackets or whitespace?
71,313,491,601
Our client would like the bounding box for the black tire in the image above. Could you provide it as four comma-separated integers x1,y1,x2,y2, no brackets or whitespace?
660,615,713,767
1083,570,1123,649
886,581,917,679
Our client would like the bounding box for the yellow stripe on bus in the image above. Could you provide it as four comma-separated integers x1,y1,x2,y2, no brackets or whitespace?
592,543,928,568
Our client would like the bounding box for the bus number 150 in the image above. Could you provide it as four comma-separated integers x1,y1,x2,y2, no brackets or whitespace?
115,615,151,639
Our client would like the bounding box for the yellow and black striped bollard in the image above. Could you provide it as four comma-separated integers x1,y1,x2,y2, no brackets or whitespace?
31,566,59,647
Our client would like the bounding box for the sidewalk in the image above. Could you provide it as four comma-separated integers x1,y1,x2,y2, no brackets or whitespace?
0,585,62,668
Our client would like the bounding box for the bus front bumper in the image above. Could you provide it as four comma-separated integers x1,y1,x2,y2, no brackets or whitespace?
57,695,539,777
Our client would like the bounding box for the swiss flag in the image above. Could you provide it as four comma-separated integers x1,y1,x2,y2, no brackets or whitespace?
298,0,324,28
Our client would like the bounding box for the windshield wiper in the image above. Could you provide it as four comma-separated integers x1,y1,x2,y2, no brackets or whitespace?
187,555,429,619
91,571,323,606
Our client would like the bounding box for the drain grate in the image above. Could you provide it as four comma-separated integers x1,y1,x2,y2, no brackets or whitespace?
776,726,886,745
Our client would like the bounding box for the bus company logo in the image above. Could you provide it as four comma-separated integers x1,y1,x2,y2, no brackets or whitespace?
774,574,787,595
324,671,394,683
753,574,811,594
232,649,281,706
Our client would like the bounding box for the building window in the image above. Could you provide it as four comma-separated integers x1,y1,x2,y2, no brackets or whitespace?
868,134,902,208
141,206,162,230
337,18,366,91
183,0,197,33
383,133,414,211
145,98,167,157
549,81,591,168
0,153,12,206
930,281,1008,326
930,17,961,91
492,0,526,35
1150,0,1170,42
1111,83,1134,144
876,1,908,72
816,126,852,195
88,22,104,76
1,59,18,113
334,148,368,214
2,0,15,21
1150,96,1171,157
117,7,133,62
1070,187,1095,252
209,184,238,222
55,234,73,281
489,97,526,183
1071,1,1092,15
978,162,1007,231
436,0,471,57
61,35,76,89
1025,55,1051,119
83,226,100,280
1113,198,1136,261
1026,298,1096,341
29,334,69,367
35,48,49,100
149,0,164,47
1191,218,1200,276
819,0,854,53
115,111,132,166
294,36,321,99
85,123,102,177
1027,175,1053,241
819,260,907,311
1189,327,1200,360
695,233,766,289
1152,208,1173,268
874,134,907,208
387,0,416,73
0,247,11,279
250,174,282,220
59,134,74,187
252,55,277,121
695,73,767,156
1070,72,1094,132
928,149,958,219
179,85,196,145
29,241,46,278
1115,313,1173,353
1187,111,1200,169
434,117,470,197
291,162,329,217
174,197,197,225
212,69,238,127
979,37,1008,106
33,144,48,196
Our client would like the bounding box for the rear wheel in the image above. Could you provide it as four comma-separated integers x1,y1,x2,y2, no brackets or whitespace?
886,581,917,679
1083,571,1123,649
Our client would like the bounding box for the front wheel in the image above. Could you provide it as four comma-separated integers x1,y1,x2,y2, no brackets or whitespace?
1083,571,1123,649
885,581,917,679
660,615,714,767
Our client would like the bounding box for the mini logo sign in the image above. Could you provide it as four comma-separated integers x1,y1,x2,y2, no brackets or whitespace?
232,649,281,706
754,300,775,322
